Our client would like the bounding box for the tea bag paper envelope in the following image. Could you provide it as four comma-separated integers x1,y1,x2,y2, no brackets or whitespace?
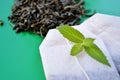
40,26,120,80
82,13,120,72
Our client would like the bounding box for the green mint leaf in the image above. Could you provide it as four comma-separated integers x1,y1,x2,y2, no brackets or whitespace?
71,43,83,56
57,25,110,67
84,43,111,67
57,25,85,43
83,38,95,47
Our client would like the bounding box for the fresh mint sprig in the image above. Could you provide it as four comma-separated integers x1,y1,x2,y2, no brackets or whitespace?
57,25,111,67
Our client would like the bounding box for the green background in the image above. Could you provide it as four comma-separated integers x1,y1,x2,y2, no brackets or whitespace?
0,0,120,80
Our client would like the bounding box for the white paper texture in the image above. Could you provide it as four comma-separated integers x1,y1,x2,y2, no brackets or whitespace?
40,25,120,80
81,13,120,72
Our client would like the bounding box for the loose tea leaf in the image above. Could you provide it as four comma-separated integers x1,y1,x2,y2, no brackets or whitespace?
57,25,85,43
8,0,91,37
57,25,111,66
0,19,4,26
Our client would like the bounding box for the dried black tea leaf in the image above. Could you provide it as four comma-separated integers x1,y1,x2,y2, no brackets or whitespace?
0,19,4,26
8,0,90,37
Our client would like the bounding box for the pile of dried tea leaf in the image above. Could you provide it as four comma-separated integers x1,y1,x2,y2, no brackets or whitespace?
8,0,91,37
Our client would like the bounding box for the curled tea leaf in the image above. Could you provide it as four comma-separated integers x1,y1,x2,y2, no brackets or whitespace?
8,0,88,37
0,19,4,26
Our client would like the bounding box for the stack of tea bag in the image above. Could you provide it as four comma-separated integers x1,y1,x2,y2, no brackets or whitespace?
39,13,120,80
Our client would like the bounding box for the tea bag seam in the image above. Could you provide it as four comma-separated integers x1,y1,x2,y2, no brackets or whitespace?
66,40,90,80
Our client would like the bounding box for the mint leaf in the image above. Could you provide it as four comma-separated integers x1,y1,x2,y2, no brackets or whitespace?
83,38,95,47
84,43,111,66
57,25,111,67
71,43,83,56
57,25,85,43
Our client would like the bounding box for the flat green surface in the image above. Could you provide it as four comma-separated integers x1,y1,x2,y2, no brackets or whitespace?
0,0,120,80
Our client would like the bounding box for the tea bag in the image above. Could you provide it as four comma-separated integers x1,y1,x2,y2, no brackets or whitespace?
40,26,120,80
82,13,120,73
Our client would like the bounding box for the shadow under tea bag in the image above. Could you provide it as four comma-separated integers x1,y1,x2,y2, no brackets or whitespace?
40,26,120,80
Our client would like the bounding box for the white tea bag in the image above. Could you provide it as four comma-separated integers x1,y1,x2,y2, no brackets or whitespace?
82,13,120,72
40,26,120,80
